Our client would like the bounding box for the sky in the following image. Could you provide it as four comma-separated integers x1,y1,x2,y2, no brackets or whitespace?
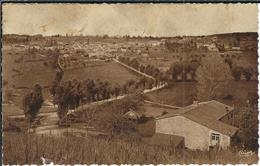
2,4,258,37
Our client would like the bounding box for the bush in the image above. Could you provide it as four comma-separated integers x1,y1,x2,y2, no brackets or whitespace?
242,67,253,81
232,66,243,81
112,118,137,134
22,84,44,122
76,94,144,133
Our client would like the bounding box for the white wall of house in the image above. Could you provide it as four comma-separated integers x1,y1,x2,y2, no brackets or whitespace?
155,116,230,150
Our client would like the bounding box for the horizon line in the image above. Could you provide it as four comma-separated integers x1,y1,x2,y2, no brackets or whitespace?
3,31,258,38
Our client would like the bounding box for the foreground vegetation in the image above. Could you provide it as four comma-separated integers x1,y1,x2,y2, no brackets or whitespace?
3,132,258,165
68,94,144,133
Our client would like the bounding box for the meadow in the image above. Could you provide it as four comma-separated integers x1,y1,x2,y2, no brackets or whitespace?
145,80,258,107
3,132,258,165
3,55,141,107
145,82,197,107
11,61,140,89
63,61,141,85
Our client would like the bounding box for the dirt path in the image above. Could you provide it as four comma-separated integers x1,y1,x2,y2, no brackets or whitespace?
72,82,168,114
113,58,156,80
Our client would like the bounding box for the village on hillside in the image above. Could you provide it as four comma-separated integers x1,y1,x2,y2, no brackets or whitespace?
3,32,258,164
2,3,259,165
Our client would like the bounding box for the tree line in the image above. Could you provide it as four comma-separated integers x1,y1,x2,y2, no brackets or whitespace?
50,76,158,122
166,60,200,81
167,57,255,82
118,56,201,82
118,56,168,84
225,57,255,81
120,56,255,83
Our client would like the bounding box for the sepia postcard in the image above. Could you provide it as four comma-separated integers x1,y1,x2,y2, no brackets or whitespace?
2,3,259,164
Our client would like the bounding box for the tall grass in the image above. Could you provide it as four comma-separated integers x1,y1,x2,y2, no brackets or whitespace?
3,132,258,164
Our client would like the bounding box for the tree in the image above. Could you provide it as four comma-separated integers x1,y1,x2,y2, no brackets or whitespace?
50,81,59,97
102,81,111,99
139,65,145,73
189,60,200,80
144,65,156,76
195,56,232,101
130,58,140,70
232,66,243,81
22,84,44,122
113,84,121,97
95,80,104,100
152,68,161,79
50,49,60,69
146,79,154,89
122,83,129,94
233,106,258,151
82,79,96,102
70,79,81,107
242,67,254,81
126,79,136,87
125,79,136,93
224,57,233,69
139,77,148,88
168,62,182,81
54,80,81,122
54,63,64,83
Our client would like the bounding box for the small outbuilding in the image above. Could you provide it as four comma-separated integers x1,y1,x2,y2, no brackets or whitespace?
123,109,141,121
155,100,239,150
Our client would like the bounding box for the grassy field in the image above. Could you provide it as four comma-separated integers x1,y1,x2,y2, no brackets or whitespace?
145,81,258,107
145,82,197,107
10,61,140,89
3,43,140,87
63,61,141,85
3,132,258,164
3,56,141,107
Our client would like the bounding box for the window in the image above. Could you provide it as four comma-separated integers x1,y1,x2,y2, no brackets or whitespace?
211,133,220,147
211,133,220,141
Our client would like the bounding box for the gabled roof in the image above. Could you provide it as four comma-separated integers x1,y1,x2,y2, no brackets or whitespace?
123,110,141,120
156,100,238,136
183,100,233,121
139,101,183,118
156,104,197,120
184,113,238,136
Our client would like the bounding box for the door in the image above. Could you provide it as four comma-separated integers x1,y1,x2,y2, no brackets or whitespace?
211,133,220,147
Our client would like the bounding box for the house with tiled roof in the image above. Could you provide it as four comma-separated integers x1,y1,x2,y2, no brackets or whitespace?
155,100,239,150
